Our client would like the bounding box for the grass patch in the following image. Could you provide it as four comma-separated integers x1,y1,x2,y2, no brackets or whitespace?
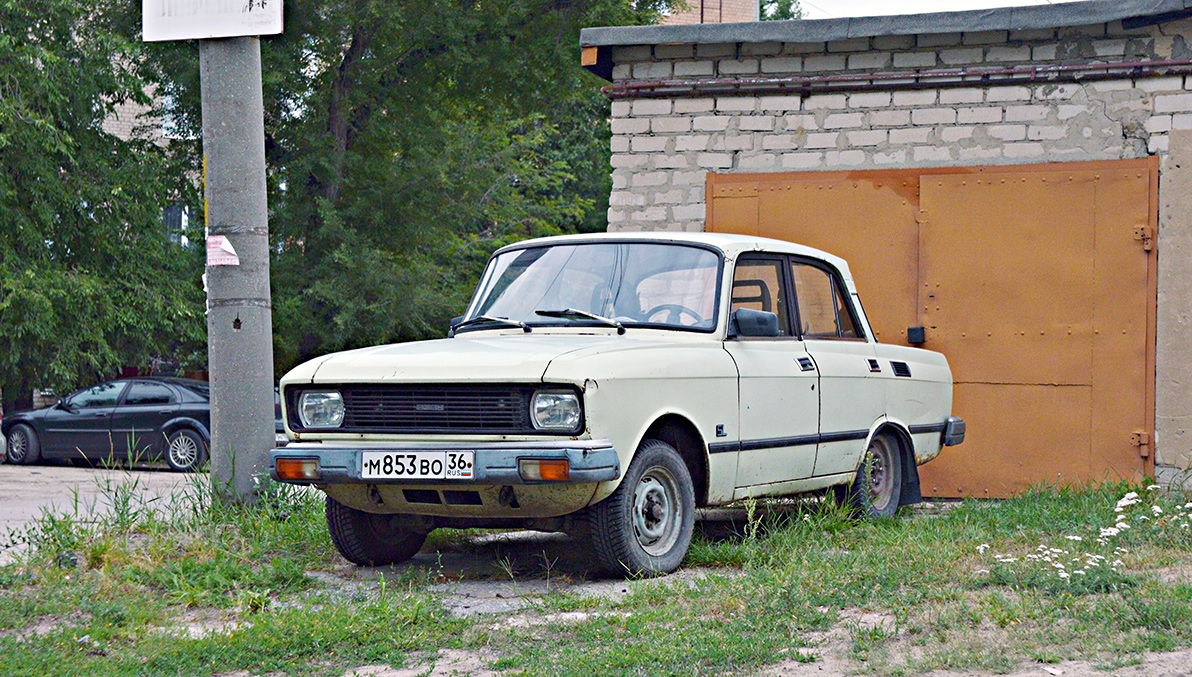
1,473,1191,675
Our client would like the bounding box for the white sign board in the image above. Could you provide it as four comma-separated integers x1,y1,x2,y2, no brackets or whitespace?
143,0,283,42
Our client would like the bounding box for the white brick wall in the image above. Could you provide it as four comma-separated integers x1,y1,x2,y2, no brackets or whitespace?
603,18,1192,233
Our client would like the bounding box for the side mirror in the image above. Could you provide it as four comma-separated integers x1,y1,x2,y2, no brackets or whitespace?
447,315,464,338
728,308,780,338
55,400,74,412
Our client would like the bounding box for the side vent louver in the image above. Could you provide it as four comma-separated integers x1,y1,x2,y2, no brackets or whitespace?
892,361,912,378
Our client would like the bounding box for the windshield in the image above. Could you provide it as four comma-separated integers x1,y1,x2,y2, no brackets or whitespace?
466,242,722,332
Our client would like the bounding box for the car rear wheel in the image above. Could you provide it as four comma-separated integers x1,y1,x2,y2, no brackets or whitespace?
325,496,428,566
587,438,695,577
165,429,208,472
836,433,903,519
7,424,41,465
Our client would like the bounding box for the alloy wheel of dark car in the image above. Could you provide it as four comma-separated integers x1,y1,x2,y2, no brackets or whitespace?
166,429,208,472
6,424,40,465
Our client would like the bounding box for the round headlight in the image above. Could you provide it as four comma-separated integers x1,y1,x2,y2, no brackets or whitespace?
299,391,345,428
531,390,581,431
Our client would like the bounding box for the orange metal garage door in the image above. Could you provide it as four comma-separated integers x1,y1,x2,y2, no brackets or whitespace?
706,159,1157,497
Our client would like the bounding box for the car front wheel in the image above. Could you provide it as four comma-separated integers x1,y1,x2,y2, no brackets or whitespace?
6,424,41,465
587,438,695,577
325,496,429,566
165,429,208,472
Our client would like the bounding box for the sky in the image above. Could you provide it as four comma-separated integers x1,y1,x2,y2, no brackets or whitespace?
798,0,1068,21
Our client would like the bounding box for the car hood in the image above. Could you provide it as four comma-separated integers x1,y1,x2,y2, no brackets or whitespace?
289,332,645,384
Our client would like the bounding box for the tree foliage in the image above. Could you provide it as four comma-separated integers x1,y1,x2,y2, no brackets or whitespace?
148,0,667,376
0,0,204,408
760,0,803,21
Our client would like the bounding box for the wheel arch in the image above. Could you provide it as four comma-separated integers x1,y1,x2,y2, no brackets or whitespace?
641,414,710,508
870,420,923,507
161,417,210,444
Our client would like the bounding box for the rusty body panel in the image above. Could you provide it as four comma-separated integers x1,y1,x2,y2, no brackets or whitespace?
707,159,1158,497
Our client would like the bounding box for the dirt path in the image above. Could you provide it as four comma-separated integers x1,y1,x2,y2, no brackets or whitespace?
0,464,189,563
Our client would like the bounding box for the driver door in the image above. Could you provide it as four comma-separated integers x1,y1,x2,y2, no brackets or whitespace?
722,256,821,492
41,381,127,459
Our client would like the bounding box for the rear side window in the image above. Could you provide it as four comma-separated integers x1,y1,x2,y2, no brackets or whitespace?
124,382,176,406
790,262,861,340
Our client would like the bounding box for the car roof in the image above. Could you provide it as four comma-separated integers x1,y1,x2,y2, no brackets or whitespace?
490,231,853,274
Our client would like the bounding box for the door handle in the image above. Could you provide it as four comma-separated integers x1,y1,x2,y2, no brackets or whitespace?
797,357,816,372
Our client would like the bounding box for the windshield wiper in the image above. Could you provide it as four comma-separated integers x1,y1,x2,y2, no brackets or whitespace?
535,308,626,335
451,315,531,336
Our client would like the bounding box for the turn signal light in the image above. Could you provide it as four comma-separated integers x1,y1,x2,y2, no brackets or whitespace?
519,459,570,482
276,458,320,481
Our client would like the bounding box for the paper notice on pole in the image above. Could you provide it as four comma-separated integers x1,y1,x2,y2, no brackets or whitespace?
143,0,284,42
207,235,240,266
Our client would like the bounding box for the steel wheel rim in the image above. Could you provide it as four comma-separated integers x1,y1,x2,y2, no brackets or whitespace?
632,466,682,556
168,434,198,469
8,430,27,463
867,437,894,512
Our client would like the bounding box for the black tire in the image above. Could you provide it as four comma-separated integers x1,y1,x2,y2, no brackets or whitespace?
165,428,208,472
587,438,696,577
837,433,903,519
325,496,429,566
6,424,41,465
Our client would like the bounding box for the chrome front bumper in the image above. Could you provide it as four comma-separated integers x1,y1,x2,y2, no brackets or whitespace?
270,439,621,485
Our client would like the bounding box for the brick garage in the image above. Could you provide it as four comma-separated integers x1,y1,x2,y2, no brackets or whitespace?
580,0,1192,493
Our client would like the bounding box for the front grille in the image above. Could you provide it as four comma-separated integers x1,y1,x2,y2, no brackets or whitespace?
288,384,581,435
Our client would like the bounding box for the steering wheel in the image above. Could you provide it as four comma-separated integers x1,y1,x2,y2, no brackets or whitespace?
643,303,706,326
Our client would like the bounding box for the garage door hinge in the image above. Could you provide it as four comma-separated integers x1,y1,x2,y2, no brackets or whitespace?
1134,225,1156,252
1132,431,1152,458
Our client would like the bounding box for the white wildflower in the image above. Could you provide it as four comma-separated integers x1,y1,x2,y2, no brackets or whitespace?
1058,571,1070,579
1146,485,1161,491
976,569,990,575
1112,559,1124,567
1066,535,1083,541
1100,527,1121,537
1152,505,1164,515
1074,570,1087,575
977,543,990,554
1119,521,1132,529
1116,513,1128,522
1136,516,1148,522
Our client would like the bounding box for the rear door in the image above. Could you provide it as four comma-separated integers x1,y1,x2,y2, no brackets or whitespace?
110,380,180,460
790,260,883,477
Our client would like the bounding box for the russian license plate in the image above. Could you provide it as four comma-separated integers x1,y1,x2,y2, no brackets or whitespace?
360,451,474,480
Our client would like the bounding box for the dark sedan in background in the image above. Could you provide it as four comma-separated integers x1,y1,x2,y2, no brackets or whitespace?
2,377,211,472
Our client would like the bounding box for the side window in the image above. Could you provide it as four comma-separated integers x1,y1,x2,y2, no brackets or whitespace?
68,382,125,408
731,258,790,336
124,382,176,406
790,263,860,339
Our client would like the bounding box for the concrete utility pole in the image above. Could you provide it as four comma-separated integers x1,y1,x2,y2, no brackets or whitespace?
199,37,274,503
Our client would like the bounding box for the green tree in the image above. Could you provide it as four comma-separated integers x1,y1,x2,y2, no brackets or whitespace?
147,0,668,375
0,0,205,411
760,0,803,21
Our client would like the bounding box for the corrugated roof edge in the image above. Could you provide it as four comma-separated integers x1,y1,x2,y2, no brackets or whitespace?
579,0,1192,48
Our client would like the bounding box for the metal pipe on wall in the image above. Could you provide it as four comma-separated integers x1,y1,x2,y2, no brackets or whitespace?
602,58,1192,99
